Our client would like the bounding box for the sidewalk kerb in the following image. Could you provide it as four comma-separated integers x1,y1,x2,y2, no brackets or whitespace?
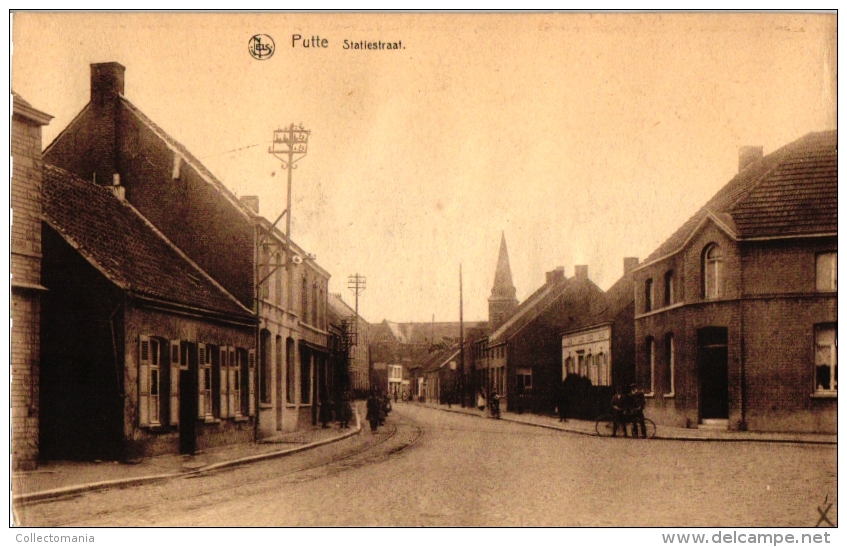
14,407,363,505
422,404,836,445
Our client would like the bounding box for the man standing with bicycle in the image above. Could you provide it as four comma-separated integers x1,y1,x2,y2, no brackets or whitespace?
627,383,647,439
611,385,628,437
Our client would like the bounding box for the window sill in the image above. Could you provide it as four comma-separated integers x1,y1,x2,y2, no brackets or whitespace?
811,391,837,399
202,416,220,424
663,392,675,399
259,402,273,409
143,424,171,433
233,416,250,422
645,392,655,398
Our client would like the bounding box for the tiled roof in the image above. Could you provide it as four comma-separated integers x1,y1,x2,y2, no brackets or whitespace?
119,97,254,220
563,272,633,336
488,277,570,344
730,131,837,238
42,164,255,319
643,131,836,264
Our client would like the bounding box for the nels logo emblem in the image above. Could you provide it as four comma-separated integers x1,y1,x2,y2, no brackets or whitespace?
248,35,275,60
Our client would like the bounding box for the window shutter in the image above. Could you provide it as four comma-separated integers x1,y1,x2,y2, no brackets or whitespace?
139,335,151,427
248,348,256,416
197,343,206,418
170,340,180,426
219,346,229,418
228,347,237,416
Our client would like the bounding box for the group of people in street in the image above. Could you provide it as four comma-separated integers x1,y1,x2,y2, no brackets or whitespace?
365,389,393,432
319,389,353,429
476,390,501,419
611,383,647,438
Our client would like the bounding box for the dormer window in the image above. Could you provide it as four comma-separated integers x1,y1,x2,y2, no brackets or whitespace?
703,244,723,299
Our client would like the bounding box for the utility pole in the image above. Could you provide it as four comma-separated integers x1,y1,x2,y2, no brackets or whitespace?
257,124,308,438
267,123,310,300
347,274,366,391
459,263,465,407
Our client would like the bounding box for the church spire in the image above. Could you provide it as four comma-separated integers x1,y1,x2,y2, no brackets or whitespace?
489,232,518,328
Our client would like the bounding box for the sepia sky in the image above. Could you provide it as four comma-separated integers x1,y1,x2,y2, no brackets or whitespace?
11,12,836,324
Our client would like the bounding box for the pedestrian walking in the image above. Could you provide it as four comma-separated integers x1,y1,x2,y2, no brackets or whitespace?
477,390,486,413
366,390,381,432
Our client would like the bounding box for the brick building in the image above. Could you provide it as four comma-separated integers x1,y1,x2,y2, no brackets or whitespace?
10,93,52,470
327,293,370,397
633,131,837,433
40,166,256,460
559,257,638,419
482,265,606,413
43,62,331,435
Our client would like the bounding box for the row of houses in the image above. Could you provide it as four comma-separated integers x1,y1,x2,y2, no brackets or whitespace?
380,132,836,435
11,62,370,469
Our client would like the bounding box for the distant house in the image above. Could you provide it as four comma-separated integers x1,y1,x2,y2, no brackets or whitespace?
43,62,330,434
370,319,484,397
10,93,52,470
633,132,837,433
559,257,638,419
327,293,371,397
40,165,256,460
483,265,606,413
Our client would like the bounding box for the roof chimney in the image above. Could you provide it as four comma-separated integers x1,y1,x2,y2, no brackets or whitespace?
624,257,639,274
240,195,259,214
90,62,126,107
546,266,565,284
738,145,763,172
574,265,588,280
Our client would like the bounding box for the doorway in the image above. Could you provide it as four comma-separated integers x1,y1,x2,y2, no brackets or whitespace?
178,342,197,455
698,327,729,421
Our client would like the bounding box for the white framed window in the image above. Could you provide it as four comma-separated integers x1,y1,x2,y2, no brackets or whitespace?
646,337,655,395
665,333,675,396
703,243,723,299
816,252,837,292
197,343,212,419
596,352,609,386
139,336,163,427
814,324,837,394
587,353,598,385
150,339,161,425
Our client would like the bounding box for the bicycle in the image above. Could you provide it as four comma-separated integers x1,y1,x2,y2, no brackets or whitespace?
595,412,656,438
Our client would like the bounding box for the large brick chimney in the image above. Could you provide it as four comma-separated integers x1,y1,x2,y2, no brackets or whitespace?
91,62,125,107
574,265,588,280
738,145,763,172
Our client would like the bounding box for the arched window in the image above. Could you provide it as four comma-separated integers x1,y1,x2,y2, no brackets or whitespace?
703,243,723,299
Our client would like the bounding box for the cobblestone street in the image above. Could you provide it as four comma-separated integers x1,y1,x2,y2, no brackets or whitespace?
15,404,836,527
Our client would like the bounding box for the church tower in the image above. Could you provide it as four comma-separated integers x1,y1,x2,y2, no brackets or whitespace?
488,232,519,329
